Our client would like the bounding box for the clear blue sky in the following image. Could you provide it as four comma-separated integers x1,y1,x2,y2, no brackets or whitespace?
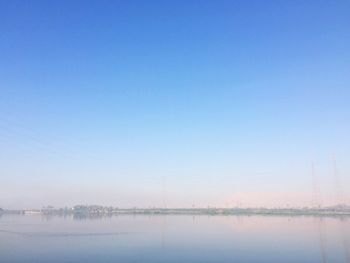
1,0,349,209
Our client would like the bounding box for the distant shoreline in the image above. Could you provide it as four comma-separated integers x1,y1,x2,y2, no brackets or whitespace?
2,206,350,217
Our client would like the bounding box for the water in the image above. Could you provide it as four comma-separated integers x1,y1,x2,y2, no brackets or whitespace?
0,214,349,263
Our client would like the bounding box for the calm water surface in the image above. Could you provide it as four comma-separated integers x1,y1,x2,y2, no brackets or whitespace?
0,214,349,263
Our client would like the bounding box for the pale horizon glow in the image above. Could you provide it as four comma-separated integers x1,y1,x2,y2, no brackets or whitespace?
1,1,350,209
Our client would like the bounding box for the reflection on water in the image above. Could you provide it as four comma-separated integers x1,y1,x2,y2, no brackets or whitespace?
340,219,350,263
317,218,328,263
0,214,349,263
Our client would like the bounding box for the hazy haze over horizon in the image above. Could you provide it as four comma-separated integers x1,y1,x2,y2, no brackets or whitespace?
1,0,350,209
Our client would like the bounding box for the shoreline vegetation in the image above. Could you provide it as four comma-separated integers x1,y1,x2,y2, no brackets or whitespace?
1,205,350,217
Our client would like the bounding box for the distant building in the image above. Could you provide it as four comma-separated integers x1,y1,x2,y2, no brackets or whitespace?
24,209,41,215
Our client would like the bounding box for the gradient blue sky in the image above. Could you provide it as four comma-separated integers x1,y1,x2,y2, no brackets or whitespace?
1,0,349,209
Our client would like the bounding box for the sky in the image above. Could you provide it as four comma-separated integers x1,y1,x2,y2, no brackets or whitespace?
0,0,350,209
